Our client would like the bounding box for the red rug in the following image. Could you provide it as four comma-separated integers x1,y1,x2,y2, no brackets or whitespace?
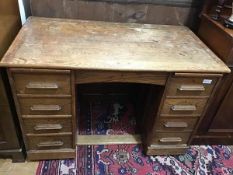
36,102,233,175
36,144,233,175
36,159,76,175
79,102,137,135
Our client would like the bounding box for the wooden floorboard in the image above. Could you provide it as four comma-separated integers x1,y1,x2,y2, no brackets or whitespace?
76,134,142,145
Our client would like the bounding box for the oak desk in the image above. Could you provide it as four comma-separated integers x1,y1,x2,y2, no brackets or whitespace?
0,17,230,160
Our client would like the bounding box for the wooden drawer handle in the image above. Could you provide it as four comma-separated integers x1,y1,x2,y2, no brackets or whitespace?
164,122,188,128
37,141,64,147
30,105,61,111
171,105,197,111
159,137,182,143
26,82,59,89
178,85,205,91
34,124,63,131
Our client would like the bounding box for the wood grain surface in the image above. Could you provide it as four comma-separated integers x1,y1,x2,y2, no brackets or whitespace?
0,17,230,73
76,135,142,145
29,0,202,30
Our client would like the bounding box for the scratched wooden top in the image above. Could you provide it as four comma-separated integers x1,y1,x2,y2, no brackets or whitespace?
0,17,230,73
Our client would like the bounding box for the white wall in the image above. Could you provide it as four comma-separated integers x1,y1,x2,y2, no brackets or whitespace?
18,0,26,24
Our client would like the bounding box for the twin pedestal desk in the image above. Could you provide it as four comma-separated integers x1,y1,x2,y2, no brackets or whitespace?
0,17,230,160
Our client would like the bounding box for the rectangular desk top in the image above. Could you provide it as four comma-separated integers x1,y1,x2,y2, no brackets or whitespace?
0,17,230,73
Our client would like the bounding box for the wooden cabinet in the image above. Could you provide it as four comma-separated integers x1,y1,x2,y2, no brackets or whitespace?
8,69,75,160
146,73,222,155
0,71,24,161
0,0,24,162
209,77,233,132
192,0,233,144
29,0,203,31
0,75,20,150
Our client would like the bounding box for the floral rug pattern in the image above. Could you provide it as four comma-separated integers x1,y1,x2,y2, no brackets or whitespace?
78,102,137,135
37,101,233,175
36,144,233,175
76,144,233,175
36,159,76,175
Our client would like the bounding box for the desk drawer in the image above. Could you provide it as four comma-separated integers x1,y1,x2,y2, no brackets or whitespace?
161,98,207,116
23,118,72,134
152,132,191,145
155,117,198,132
12,70,71,95
166,77,217,97
147,145,187,155
27,135,72,150
19,97,71,115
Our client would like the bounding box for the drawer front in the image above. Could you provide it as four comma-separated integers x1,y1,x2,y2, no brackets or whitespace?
13,72,71,95
161,98,207,116
151,132,191,145
166,77,217,97
19,98,71,115
155,117,198,132
147,145,187,155
23,118,72,134
27,135,72,150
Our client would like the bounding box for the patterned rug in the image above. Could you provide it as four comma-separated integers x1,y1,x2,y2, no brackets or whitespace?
36,159,76,175
36,145,233,175
76,144,233,175
36,102,233,175
78,101,137,135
